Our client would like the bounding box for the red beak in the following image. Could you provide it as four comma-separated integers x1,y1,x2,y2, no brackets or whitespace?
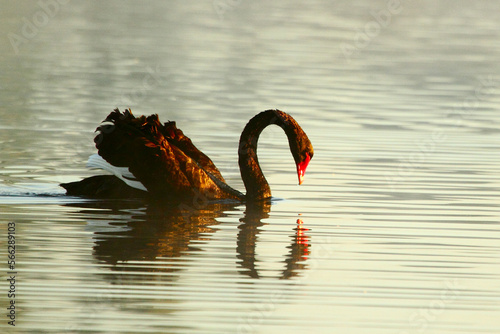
296,153,311,185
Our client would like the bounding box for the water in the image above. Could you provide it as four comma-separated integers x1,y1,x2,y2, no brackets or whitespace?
1,1,500,333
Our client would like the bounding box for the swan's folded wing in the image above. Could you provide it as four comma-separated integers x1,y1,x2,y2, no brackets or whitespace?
94,109,229,199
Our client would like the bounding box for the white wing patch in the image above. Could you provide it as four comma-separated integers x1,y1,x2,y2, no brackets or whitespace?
86,154,148,192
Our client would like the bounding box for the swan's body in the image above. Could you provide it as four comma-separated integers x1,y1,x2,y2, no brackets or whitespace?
61,109,313,202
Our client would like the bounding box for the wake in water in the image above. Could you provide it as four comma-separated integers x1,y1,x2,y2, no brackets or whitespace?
0,183,83,205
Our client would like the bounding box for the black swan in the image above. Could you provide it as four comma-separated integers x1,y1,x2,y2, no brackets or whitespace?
61,109,313,202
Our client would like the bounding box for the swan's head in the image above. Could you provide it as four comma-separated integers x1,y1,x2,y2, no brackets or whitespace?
274,110,314,186
289,124,314,185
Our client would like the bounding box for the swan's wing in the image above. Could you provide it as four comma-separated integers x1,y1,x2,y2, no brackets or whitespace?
94,109,232,199
86,153,147,191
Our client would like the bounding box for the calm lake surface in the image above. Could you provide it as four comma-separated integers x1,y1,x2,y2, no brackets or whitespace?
1,1,499,333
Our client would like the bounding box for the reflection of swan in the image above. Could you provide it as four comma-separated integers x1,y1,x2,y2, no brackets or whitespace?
237,202,310,279
68,200,310,281
61,109,313,201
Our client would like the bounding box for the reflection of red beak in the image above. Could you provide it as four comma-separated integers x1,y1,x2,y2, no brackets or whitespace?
296,153,311,185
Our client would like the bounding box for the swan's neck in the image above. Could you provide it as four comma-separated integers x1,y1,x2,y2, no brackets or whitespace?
238,110,294,201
